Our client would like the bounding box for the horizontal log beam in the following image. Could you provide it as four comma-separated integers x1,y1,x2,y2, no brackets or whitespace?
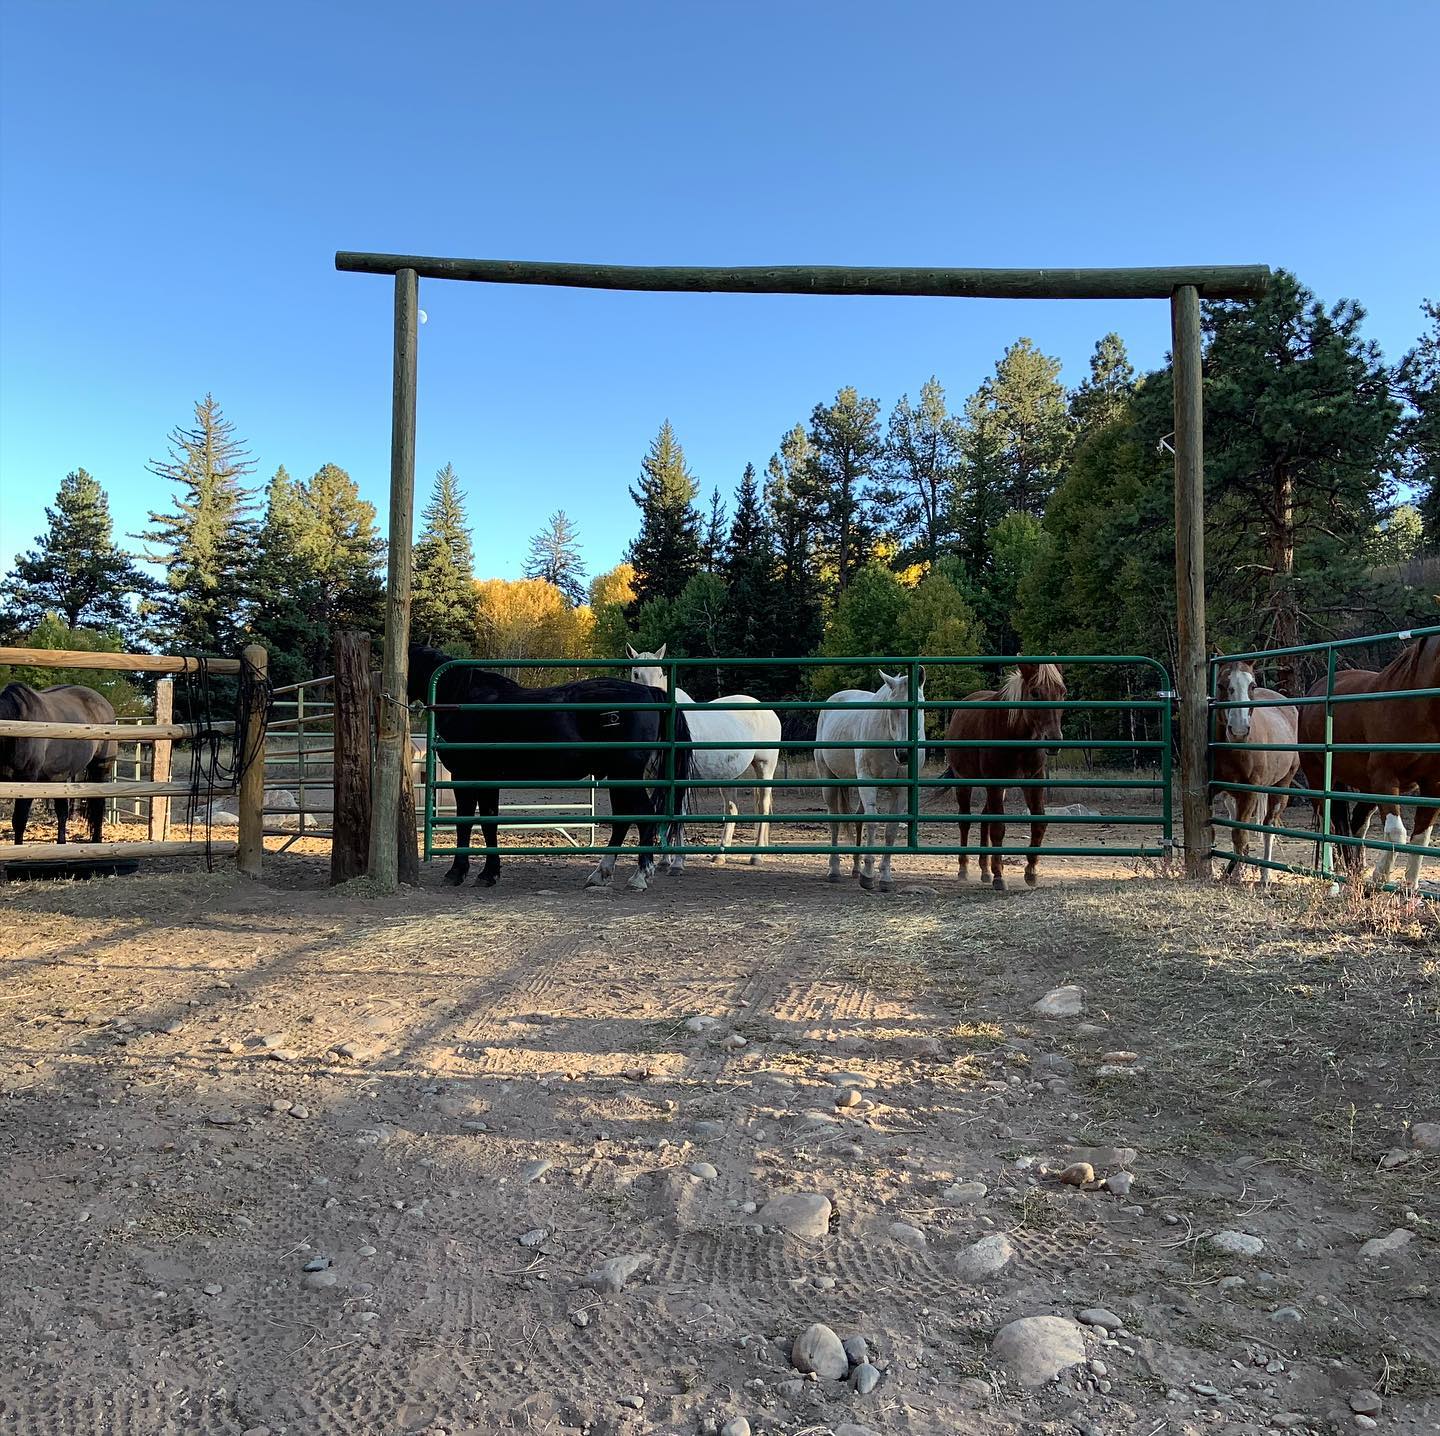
0,647,242,675
0,719,235,741
0,779,219,799
0,840,239,862
335,253,1273,301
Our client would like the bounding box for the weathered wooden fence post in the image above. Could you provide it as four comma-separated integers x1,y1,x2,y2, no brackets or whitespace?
1171,284,1211,879
331,630,374,884
397,732,420,886
368,265,419,888
236,644,269,877
149,678,174,842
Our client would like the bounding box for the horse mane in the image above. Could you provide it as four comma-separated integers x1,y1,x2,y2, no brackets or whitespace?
0,681,40,716
1379,632,1439,689
998,664,1065,729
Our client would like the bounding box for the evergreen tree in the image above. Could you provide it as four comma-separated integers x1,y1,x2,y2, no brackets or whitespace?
956,382,1007,581
246,466,326,684
721,464,783,691
301,462,386,655
1203,270,1400,689
627,421,702,607
1,469,149,639
525,509,587,605
765,425,825,683
1069,332,1137,438
135,394,256,654
411,463,477,650
986,338,1071,516
874,377,962,568
702,486,728,570
1397,300,1440,541
804,386,884,592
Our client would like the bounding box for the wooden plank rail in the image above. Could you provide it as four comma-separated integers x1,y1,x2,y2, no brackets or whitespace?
334,253,1274,301
0,719,235,741
0,840,239,862
0,779,219,800
0,646,242,675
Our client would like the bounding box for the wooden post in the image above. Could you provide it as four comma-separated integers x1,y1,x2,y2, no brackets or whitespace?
236,644,268,877
149,678,174,841
331,630,373,884
1171,284,1211,879
368,266,419,888
397,732,420,886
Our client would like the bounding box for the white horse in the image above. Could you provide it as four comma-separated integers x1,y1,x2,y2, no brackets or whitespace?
815,668,926,893
627,645,781,872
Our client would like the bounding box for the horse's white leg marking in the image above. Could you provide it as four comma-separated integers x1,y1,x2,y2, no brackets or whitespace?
752,773,774,864
878,783,900,892
715,788,739,864
823,777,845,883
1403,818,1432,889
1368,811,1408,887
625,867,649,892
1260,826,1275,889
857,784,879,890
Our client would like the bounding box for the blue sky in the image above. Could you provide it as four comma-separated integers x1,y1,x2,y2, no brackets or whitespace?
2,0,1437,588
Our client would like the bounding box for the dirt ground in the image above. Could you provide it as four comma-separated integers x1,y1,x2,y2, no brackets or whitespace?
0,832,1437,1436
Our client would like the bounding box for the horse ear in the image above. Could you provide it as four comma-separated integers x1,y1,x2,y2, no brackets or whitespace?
916,664,926,689
655,643,667,659
1018,661,1038,680
879,670,900,687
626,643,637,659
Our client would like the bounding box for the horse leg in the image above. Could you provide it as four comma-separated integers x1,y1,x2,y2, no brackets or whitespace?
84,753,109,844
1022,782,1048,887
475,789,500,887
955,784,972,880
714,787,738,865
1368,797,1408,889
626,813,655,892
984,788,1006,891
1259,792,1284,889
54,797,70,845
1226,791,1256,883
751,756,775,865
1403,799,1434,890
445,788,477,886
877,782,900,894
857,784,879,891
12,797,32,845
665,788,688,875
823,780,845,883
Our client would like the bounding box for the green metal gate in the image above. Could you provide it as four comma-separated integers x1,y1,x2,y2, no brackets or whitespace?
1208,623,1440,888
422,653,1173,869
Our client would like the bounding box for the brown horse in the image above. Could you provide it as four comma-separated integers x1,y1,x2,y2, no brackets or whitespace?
1210,660,1298,886
0,682,117,844
946,663,1066,890
1296,633,1440,889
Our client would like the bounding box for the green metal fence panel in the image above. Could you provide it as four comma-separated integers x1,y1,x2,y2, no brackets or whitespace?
1207,623,1440,892
422,653,1174,867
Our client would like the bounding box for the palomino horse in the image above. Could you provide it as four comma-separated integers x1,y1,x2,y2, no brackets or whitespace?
1297,632,1440,890
1210,660,1298,886
407,647,691,892
815,668,926,893
627,645,781,871
945,663,1066,890
0,682,117,844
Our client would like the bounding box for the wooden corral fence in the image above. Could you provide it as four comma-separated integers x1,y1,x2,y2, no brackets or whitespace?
0,644,269,875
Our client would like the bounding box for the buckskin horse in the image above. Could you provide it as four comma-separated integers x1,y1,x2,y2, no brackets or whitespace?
407,647,691,892
1210,659,1299,886
0,682,117,844
1297,632,1440,890
945,663,1067,891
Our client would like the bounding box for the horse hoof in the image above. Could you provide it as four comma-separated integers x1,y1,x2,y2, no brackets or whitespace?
584,871,610,889
992,876,1006,892
625,873,649,893
879,880,894,894
443,870,466,887
712,856,727,867
1024,869,1038,888
748,857,761,867
666,865,685,877
859,874,874,891
476,873,498,888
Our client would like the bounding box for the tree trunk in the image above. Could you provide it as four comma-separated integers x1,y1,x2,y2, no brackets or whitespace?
1269,462,1299,694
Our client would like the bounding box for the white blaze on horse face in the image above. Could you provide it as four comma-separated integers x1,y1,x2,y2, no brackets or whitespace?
1225,666,1254,740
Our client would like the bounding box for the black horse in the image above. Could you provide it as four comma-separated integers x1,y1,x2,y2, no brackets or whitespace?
0,682,117,844
407,647,691,891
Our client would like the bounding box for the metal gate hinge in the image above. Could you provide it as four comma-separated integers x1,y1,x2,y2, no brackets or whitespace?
1157,690,1178,700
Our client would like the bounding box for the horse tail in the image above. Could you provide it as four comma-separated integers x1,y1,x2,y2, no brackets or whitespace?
667,710,693,840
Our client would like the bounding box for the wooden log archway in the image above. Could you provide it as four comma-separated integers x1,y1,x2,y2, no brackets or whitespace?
336,252,1273,885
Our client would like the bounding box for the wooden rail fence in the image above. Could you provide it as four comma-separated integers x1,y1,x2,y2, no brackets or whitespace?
0,644,267,874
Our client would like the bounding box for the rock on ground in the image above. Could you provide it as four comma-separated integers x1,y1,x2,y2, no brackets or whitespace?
991,1315,1087,1386
791,1322,848,1379
1358,1228,1414,1259
1410,1120,1440,1150
583,1253,651,1293
1208,1229,1264,1257
757,1193,832,1239
1032,985,1084,1018
955,1232,1015,1280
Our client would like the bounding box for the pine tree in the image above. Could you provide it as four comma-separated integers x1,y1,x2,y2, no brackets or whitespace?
1,469,150,639
721,464,782,690
135,394,256,654
627,421,702,607
956,383,1007,580
1069,333,1137,438
246,467,327,684
302,462,386,657
765,426,825,681
1397,300,1440,542
986,338,1072,516
804,387,884,592
524,510,587,606
411,463,477,650
702,486,728,570
874,377,962,568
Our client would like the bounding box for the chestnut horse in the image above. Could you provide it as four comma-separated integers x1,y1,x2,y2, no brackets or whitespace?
945,663,1066,890
1210,660,1298,886
1297,632,1440,890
